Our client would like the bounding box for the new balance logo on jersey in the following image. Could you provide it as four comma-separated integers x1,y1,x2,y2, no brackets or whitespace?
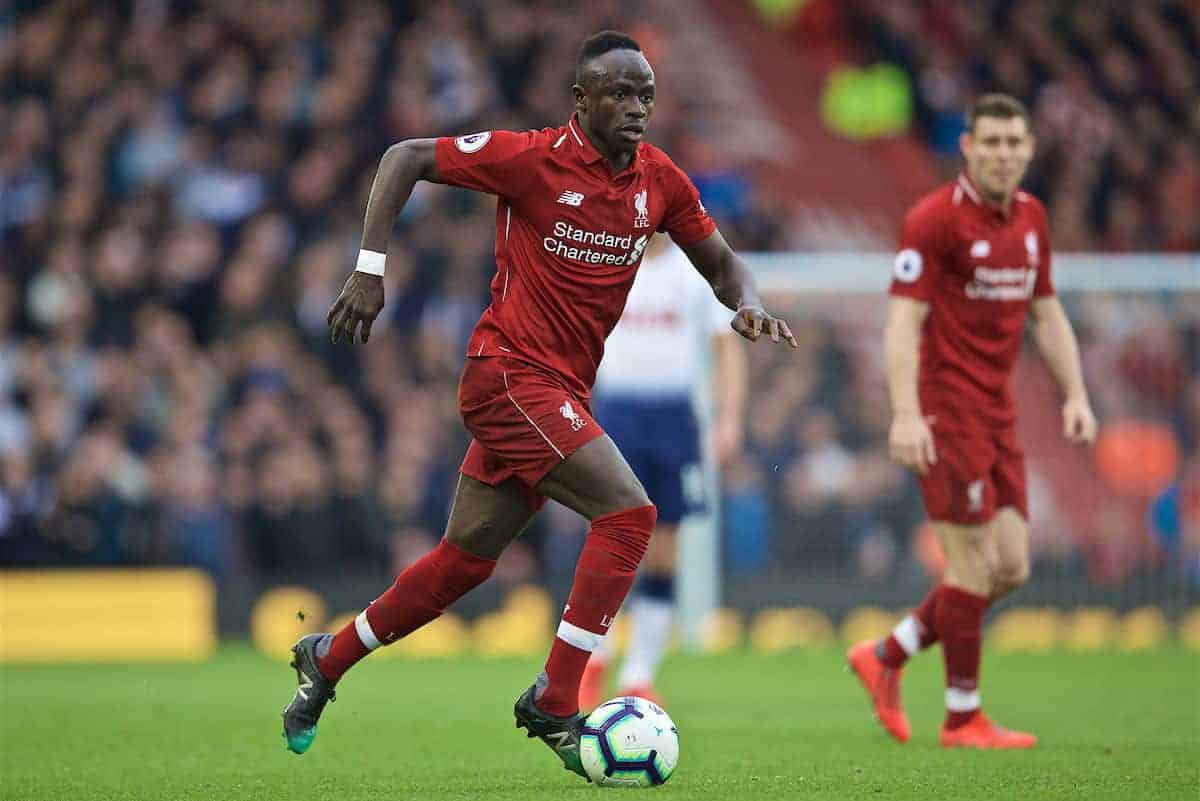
633,188,649,228
970,240,991,258
967,479,984,514
557,190,585,206
560,401,587,431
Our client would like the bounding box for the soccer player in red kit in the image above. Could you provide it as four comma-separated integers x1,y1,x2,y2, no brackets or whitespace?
848,94,1097,749
280,31,797,778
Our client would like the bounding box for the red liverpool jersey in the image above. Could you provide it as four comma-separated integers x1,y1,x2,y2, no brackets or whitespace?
434,114,716,398
889,173,1054,427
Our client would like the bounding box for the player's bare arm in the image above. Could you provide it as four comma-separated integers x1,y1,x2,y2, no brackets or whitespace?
680,231,798,348
328,138,441,345
884,296,936,474
1029,296,1097,445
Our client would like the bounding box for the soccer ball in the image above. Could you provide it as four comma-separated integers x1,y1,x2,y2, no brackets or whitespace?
579,696,679,787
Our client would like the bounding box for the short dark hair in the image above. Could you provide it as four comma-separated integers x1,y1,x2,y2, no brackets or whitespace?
967,93,1031,134
575,31,642,86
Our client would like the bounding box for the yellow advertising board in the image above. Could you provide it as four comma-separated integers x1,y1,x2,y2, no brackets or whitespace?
1,569,216,662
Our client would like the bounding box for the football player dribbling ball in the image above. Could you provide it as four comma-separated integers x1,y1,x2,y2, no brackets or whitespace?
281,31,796,780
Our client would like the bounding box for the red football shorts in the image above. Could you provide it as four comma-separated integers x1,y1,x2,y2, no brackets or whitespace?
457,355,604,509
918,413,1028,526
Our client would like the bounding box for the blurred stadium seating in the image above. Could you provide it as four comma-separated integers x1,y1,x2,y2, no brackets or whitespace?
1,1,1196,650
734,0,1200,250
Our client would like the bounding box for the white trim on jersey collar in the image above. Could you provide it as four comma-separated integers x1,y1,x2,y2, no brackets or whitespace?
957,173,982,205
959,172,1027,217
568,118,585,147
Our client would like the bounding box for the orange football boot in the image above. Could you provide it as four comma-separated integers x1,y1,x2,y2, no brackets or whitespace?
940,712,1037,749
579,658,608,711
847,640,911,743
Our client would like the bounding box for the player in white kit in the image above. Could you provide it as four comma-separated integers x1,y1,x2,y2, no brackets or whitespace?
578,233,746,708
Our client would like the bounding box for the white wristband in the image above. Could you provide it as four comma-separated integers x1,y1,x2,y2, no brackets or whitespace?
355,249,386,277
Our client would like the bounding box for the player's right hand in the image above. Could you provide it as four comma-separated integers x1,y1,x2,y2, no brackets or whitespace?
1062,397,1097,446
327,272,385,345
889,412,937,475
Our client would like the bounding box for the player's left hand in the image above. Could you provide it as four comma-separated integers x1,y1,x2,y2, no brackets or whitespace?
731,305,798,348
327,272,385,345
1062,396,1097,445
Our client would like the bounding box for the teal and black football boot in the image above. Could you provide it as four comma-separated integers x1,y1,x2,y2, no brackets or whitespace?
281,633,336,754
513,681,589,781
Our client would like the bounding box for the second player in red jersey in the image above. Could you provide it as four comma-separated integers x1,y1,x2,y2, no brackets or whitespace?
849,94,1097,750
281,31,796,781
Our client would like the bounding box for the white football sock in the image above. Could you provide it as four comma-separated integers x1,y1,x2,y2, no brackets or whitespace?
616,596,673,689
945,687,981,712
891,614,921,656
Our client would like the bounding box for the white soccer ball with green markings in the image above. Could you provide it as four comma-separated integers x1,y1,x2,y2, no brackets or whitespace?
579,696,679,787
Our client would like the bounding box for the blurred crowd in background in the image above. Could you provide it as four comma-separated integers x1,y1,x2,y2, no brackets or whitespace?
851,0,1200,251
774,0,1200,251
1,1,1196,597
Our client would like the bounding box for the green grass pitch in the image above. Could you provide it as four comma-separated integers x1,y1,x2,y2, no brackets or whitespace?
2,646,1196,800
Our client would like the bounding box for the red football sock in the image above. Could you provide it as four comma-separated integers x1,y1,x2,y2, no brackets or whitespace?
318,538,496,682
878,585,942,668
537,505,656,717
914,583,942,648
937,585,989,729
